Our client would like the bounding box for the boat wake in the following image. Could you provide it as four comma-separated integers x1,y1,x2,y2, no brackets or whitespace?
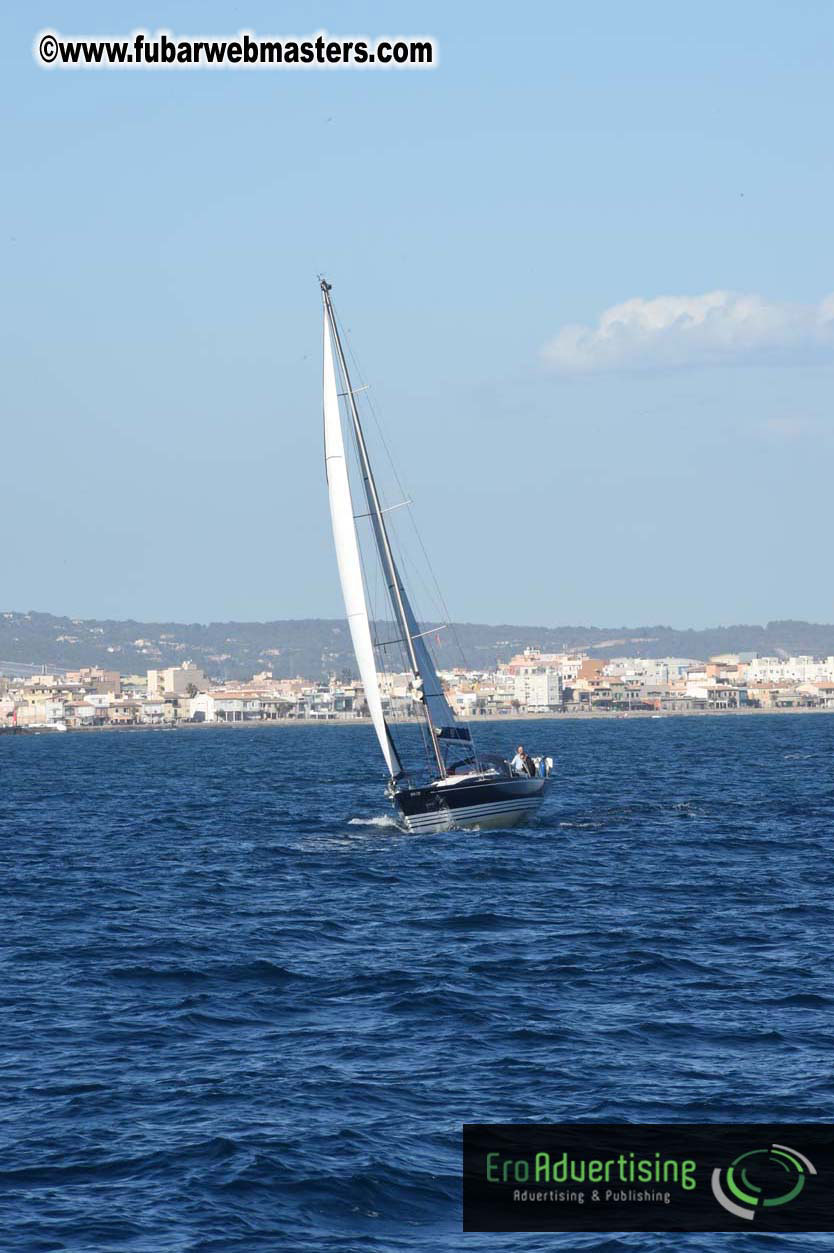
348,814,399,829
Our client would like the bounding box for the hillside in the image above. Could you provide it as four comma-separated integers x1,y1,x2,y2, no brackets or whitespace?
3,611,834,680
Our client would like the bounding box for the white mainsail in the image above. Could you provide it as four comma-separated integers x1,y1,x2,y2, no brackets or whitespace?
323,312,398,777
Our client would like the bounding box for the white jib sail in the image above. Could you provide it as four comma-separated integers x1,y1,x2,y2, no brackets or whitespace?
323,312,397,776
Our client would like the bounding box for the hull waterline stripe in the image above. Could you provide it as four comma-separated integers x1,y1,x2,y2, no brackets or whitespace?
401,796,543,829
402,797,542,818
403,810,538,831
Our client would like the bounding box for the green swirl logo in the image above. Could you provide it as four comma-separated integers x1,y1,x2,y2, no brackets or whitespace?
711,1143,817,1220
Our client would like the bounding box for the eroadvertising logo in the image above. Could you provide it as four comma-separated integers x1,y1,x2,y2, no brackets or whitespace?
462,1124,834,1232
711,1143,817,1221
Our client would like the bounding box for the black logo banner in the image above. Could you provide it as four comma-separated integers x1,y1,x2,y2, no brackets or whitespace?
463,1123,834,1232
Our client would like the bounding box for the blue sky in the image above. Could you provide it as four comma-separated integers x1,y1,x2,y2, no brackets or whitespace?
2,1,833,628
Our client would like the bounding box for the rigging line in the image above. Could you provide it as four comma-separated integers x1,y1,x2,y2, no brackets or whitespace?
392,486,471,681
397,492,469,669
378,516,467,736
346,428,405,775
378,501,455,768
329,298,452,757
332,300,417,642
379,540,470,766
354,499,411,520
340,353,437,638
333,304,448,639
346,388,405,682
337,321,412,775
326,291,442,778
367,445,451,656
414,623,448,641
349,482,472,764
334,299,412,507
374,621,450,648
336,302,467,672
356,419,474,752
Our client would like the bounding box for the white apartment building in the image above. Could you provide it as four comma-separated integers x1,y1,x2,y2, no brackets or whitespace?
140,698,170,724
147,661,209,697
84,693,112,710
450,690,481,717
684,678,743,709
513,668,562,711
604,657,697,683
746,655,834,684
507,649,586,683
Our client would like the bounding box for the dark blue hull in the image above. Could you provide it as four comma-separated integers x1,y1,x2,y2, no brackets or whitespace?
394,774,546,833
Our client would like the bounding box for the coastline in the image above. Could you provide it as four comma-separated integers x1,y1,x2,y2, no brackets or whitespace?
7,705,834,735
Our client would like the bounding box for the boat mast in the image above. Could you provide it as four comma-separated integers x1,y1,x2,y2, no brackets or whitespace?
321,279,446,778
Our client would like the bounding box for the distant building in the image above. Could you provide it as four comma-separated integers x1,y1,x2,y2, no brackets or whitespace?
190,690,294,723
604,657,697,683
108,699,140,724
513,668,562,711
16,697,65,727
505,648,586,684
147,661,209,698
65,667,121,694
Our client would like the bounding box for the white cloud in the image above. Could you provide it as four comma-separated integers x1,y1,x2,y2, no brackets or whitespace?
542,290,834,374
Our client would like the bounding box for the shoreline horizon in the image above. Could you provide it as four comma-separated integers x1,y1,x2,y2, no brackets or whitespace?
6,704,834,736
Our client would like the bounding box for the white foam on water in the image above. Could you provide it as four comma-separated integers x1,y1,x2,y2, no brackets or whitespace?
348,814,399,828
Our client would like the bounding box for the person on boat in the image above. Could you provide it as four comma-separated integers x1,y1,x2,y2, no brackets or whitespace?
511,745,535,777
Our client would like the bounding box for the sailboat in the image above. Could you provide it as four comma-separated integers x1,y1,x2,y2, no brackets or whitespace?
321,279,550,833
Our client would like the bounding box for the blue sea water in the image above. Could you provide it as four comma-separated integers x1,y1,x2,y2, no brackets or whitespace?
1,713,833,1253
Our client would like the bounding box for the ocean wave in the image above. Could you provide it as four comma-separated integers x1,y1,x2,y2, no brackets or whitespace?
107,959,306,987
4,715,833,1251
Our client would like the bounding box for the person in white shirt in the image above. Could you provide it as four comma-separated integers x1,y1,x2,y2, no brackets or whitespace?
511,745,534,776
